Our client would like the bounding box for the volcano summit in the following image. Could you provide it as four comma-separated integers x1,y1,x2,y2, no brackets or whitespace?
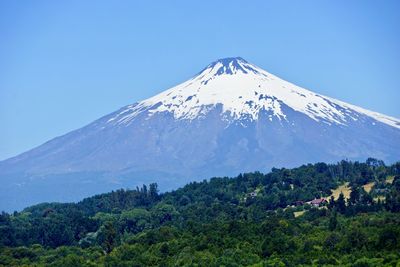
1,57,399,211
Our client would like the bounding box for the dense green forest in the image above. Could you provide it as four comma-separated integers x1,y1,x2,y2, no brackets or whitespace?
1,158,400,266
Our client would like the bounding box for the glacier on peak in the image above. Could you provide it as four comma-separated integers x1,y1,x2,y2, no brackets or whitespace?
107,57,400,129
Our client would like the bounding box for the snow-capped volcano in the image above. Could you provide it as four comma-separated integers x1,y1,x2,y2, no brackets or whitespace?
1,57,399,211
108,57,400,128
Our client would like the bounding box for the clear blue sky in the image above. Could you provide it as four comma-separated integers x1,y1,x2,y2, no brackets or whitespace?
1,1,399,160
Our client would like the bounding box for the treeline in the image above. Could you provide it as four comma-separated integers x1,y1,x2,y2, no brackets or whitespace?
0,159,400,266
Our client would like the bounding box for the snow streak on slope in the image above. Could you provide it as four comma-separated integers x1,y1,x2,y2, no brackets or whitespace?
108,57,400,129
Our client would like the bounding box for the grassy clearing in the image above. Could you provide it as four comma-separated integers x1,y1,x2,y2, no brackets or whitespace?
294,211,305,217
329,182,351,200
374,196,386,202
363,182,375,193
386,176,395,184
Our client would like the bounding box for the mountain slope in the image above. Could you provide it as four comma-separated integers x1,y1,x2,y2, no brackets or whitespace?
1,57,399,211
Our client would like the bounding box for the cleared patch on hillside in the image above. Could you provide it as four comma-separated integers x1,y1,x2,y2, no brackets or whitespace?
374,196,386,202
363,182,375,193
294,211,305,217
386,176,395,184
329,182,351,200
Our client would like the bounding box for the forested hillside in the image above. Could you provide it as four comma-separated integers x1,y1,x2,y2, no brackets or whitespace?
1,159,400,266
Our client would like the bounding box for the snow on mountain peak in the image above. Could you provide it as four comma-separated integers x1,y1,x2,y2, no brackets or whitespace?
200,57,262,76
108,58,400,129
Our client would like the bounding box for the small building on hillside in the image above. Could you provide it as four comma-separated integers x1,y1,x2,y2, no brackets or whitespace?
249,191,258,198
308,198,327,207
